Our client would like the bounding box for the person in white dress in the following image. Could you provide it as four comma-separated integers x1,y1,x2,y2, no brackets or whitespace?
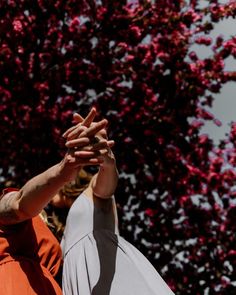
60,110,175,295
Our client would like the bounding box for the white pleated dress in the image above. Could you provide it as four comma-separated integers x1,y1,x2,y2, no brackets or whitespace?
61,193,175,295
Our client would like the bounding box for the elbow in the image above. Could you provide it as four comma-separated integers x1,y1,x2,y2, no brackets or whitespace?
18,203,40,220
15,191,40,221
0,191,36,225
17,207,39,221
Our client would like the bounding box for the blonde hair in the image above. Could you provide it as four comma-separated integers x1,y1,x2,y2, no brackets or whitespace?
45,168,93,241
61,168,93,200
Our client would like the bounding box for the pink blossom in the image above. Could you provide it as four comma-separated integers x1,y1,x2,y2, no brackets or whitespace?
130,25,141,39
69,17,80,33
12,20,23,32
195,36,212,46
213,118,222,127
1,2,236,293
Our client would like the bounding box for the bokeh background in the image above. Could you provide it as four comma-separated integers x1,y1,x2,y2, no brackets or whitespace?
0,1,236,294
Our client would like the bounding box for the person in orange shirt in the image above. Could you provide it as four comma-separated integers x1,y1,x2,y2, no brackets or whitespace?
0,107,112,294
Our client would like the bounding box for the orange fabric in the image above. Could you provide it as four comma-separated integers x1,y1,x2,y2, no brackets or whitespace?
0,189,62,294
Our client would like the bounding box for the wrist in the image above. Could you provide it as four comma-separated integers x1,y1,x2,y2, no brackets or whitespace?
58,158,81,183
100,155,116,169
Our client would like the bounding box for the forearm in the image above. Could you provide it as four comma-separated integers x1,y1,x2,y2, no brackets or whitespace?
18,160,78,217
92,156,119,199
0,160,78,224
0,109,110,224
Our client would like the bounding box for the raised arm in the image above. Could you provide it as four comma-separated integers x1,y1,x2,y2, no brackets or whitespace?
0,108,109,225
90,147,119,199
64,110,119,199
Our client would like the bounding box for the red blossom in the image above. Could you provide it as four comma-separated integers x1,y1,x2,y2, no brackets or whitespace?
195,36,212,46
12,20,23,32
1,1,236,293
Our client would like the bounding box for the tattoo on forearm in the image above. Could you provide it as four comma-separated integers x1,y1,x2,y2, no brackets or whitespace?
0,194,20,224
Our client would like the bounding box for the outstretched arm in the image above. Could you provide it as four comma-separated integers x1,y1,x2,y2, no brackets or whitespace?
91,148,119,199
0,108,107,225
64,110,119,199
63,111,118,200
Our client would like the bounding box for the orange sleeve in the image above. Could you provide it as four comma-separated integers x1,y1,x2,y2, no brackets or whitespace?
1,187,19,199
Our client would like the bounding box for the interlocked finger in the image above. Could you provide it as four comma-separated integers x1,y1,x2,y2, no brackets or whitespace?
73,149,102,159
80,107,97,127
65,137,90,149
63,115,106,141
72,107,97,127
90,139,114,151
66,125,88,140
63,107,97,138
80,119,108,138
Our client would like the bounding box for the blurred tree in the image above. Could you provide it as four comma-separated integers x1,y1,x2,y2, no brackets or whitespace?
0,0,236,293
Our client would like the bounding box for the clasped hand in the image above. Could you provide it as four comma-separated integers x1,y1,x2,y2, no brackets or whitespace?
62,107,115,168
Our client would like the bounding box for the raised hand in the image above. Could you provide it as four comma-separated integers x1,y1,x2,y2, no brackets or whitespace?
62,107,114,169
62,107,100,139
